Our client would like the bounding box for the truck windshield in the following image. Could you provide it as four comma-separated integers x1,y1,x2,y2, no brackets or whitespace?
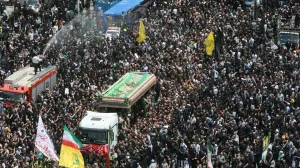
79,129,108,145
0,91,22,102
279,33,299,44
106,31,119,36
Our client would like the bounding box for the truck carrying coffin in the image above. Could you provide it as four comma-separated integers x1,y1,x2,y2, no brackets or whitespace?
98,72,157,109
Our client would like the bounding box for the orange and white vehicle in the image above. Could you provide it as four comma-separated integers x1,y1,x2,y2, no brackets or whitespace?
0,65,57,106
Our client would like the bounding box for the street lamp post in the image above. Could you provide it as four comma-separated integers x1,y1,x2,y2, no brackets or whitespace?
78,0,80,13
254,0,257,20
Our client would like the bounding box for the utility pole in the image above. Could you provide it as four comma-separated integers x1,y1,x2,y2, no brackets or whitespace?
254,0,257,20
77,0,80,13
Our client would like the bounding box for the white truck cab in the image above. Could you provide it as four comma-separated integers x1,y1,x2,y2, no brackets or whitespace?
279,31,299,48
79,111,118,148
105,27,121,40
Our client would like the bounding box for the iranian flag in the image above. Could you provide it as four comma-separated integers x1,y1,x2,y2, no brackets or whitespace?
59,125,84,168
207,139,213,168
177,0,183,6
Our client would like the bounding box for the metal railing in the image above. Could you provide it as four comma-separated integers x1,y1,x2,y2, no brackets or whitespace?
280,27,300,32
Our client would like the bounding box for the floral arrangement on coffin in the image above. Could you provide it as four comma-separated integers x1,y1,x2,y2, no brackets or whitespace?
95,91,103,102
111,93,121,97
126,81,137,88
124,98,131,105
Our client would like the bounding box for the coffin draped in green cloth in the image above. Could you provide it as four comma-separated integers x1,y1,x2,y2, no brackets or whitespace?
103,72,152,99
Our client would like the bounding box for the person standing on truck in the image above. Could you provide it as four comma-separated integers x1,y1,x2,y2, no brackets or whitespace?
32,55,43,74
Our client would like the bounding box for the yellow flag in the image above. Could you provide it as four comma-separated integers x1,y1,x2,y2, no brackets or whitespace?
136,20,146,43
59,125,84,168
203,32,215,56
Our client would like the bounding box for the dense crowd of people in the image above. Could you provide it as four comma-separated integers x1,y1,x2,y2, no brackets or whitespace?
0,0,300,168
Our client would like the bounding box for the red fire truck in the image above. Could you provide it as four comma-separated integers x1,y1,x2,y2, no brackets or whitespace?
0,65,57,106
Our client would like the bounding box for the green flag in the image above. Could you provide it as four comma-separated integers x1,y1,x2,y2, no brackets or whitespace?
207,139,213,168
109,126,114,144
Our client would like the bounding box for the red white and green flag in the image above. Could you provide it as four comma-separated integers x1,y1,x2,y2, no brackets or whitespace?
59,125,84,168
207,139,213,168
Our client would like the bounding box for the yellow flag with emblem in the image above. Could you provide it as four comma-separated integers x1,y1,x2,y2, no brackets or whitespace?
203,32,215,56
136,20,146,43
59,125,84,168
